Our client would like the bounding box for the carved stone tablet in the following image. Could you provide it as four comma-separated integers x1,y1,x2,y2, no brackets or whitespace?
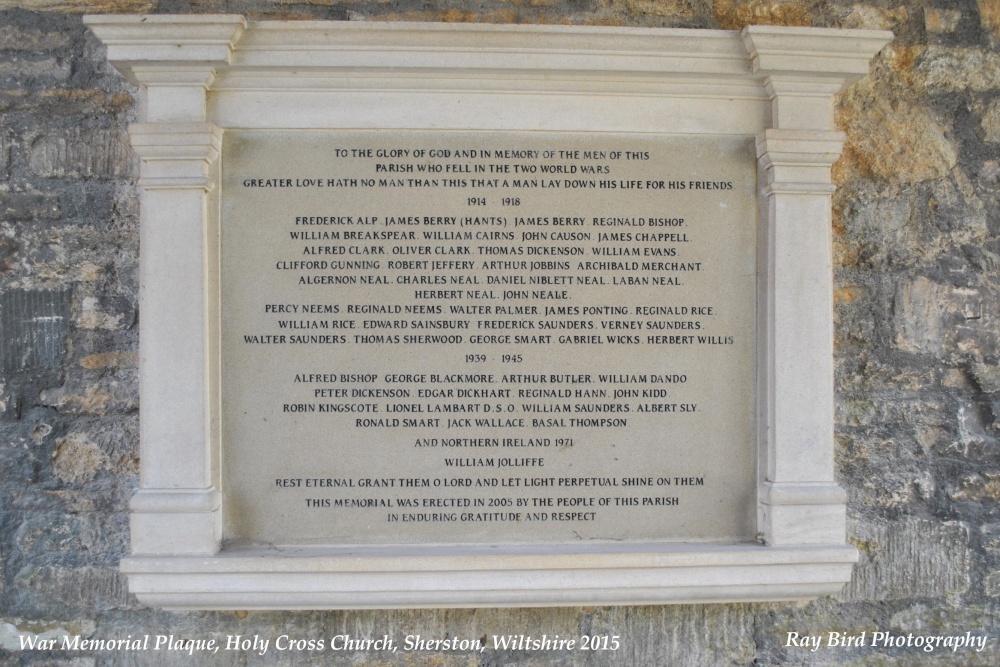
221,131,757,546
84,16,893,609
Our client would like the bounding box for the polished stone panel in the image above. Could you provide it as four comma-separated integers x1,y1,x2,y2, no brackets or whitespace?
221,131,757,546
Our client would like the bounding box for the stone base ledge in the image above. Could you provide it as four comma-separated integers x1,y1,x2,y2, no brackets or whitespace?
121,543,858,609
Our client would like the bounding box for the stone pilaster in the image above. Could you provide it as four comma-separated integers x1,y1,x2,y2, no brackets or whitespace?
744,26,891,546
87,15,245,555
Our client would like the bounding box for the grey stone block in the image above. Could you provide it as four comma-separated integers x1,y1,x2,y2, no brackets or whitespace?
0,289,71,373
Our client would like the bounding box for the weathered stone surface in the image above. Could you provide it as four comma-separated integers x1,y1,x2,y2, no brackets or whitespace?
0,129,9,181
838,77,957,184
0,56,71,83
0,289,71,373
833,191,918,269
889,602,1000,637
28,129,134,179
0,24,72,50
845,519,970,601
712,0,811,30
0,190,61,221
832,283,870,306
362,9,520,23
949,472,1000,501
66,417,135,476
980,522,1000,556
986,570,1000,596
892,277,973,354
0,89,133,117
11,512,125,575
981,99,1000,144
76,295,133,330
971,363,1000,393
13,566,133,612
51,432,107,483
941,400,1000,462
0,0,155,11
837,4,908,31
924,7,962,34
611,0,697,20
853,467,934,511
979,0,1000,39
980,159,1000,183
757,599,879,665
0,617,96,651
935,437,1000,466
891,274,997,365
587,605,755,666
251,0,394,5
916,47,1000,92
796,649,1000,666
927,172,989,235
79,350,136,370
39,377,137,416
836,399,877,426
0,222,136,289
24,659,96,667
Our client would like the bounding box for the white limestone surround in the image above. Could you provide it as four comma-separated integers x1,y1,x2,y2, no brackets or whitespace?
85,15,892,609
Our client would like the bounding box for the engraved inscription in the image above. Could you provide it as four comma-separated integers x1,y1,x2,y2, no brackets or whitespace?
221,131,756,545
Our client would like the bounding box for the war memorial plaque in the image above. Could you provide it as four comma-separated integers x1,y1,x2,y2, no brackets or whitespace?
87,16,891,607
221,132,756,545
